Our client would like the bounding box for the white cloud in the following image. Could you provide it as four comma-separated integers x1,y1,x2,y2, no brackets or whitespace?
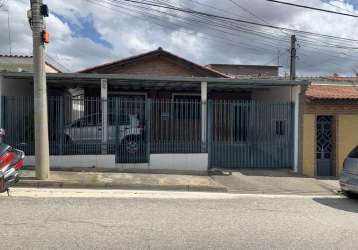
0,0,357,75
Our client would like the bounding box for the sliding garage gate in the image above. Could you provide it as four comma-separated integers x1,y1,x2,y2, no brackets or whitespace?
209,101,295,169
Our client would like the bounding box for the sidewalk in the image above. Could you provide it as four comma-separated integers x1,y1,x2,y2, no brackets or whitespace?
211,169,339,195
16,169,340,195
16,170,227,192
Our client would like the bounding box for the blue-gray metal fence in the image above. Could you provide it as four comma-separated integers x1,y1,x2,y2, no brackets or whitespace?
209,100,294,169
0,96,294,168
150,99,202,153
0,96,205,164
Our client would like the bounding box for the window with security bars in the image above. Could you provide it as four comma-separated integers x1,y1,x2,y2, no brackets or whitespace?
173,95,201,120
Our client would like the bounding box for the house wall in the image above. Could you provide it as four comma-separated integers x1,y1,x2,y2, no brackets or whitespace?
1,78,33,96
301,99,358,177
150,154,208,171
337,115,358,175
25,154,208,172
252,86,295,103
302,114,315,176
0,56,59,73
25,155,117,168
45,65,59,73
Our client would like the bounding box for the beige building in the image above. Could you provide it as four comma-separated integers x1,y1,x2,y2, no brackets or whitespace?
300,77,358,177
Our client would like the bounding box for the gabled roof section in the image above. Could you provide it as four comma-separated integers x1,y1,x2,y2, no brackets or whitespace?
0,54,62,73
78,47,228,78
306,85,358,100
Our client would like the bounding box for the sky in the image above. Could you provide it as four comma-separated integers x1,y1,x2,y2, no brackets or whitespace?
0,0,358,76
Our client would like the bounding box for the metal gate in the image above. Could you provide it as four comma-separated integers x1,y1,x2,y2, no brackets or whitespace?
316,116,333,176
209,101,294,169
110,97,148,164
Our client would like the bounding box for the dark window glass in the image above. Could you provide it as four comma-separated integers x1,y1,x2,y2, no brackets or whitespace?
108,114,130,126
275,120,286,135
86,114,101,126
173,95,201,120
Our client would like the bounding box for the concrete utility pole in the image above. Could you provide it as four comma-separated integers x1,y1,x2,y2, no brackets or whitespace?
290,34,297,80
30,0,50,179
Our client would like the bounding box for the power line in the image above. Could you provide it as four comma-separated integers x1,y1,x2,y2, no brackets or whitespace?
101,0,358,64
110,0,358,43
86,0,282,54
263,49,288,65
103,0,291,48
107,0,358,54
266,0,358,18
120,0,358,51
323,1,357,15
227,0,269,25
84,0,358,74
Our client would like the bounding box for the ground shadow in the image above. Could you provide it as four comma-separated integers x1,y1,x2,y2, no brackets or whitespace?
313,197,358,213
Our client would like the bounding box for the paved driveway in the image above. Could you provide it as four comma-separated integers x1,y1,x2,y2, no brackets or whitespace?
211,169,339,195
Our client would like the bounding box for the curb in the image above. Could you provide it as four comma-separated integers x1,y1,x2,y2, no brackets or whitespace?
15,180,228,193
314,181,340,195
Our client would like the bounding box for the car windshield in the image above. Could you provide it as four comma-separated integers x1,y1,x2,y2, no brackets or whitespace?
348,146,358,158
71,114,131,127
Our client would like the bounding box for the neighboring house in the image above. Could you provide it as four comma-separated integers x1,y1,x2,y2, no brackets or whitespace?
79,47,226,77
206,64,280,78
0,48,307,172
0,54,60,73
0,54,61,96
300,77,358,177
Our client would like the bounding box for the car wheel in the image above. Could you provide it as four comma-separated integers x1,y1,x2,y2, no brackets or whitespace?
124,136,141,154
342,190,358,199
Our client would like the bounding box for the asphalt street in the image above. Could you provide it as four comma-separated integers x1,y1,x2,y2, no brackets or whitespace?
1,188,358,250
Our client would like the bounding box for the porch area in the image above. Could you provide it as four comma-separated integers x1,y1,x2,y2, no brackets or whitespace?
0,72,307,171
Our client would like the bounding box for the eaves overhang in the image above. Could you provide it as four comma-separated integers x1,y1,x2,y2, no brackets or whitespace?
0,72,309,89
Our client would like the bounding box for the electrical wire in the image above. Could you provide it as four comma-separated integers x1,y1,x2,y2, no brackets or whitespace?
86,0,358,74
266,0,358,18
109,0,358,43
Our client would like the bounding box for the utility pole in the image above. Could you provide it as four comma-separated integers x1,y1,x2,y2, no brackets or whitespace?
30,0,50,179
290,34,297,80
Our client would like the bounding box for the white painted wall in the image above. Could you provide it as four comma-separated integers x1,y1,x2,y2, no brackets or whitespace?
25,155,116,168
252,85,301,171
0,56,59,73
292,86,301,172
24,153,209,171
150,154,208,171
252,86,294,103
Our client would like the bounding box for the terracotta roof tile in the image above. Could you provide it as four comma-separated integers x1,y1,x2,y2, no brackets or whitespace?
78,47,229,77
306,85,358,100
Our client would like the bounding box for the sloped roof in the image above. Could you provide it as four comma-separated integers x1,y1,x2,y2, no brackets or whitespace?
306,85,358,100
0,54,61,73
78,47,228,77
